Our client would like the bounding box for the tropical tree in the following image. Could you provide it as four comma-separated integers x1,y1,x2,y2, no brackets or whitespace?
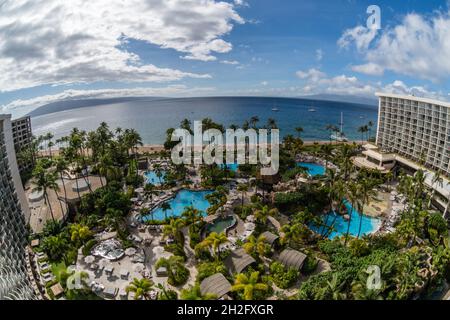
197,232,229,260
163,218,185,244
156,256,190,286
253,205,278,225
182,206,203,232
237,184,248,209
161,202,172,220
250,116,260,129
295,126,304,139
231,271,268,300
243,235,270,258
126,278,154,300
32,164,60,222
428,170,443,209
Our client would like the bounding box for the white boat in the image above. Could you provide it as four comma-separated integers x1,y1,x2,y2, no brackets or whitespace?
308,108,316,112
330,112,349,142
272,107,279,112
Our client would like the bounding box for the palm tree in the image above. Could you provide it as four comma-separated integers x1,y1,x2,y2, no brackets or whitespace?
358,126,368,143
237,183,248,209
295,126,304,139
243,235,269,257
161,202,172,220
320,144,333,169
55,157,69,212
180,118,192,133
231,271,268,300
356,178,377,238
163,218,185,243
253,205,278,225
367,121,374,141
345,182,360,245
326,124,338,144
428,170,443,209
144,183,158,206
126,278,154,300
182,206,203,232
327,273,346,300
250,116,260,129
32,164,60,222
267,118,278,130
197,232,228,260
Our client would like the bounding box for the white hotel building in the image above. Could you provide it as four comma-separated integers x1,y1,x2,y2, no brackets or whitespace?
355,93,450,214
0,114,34,299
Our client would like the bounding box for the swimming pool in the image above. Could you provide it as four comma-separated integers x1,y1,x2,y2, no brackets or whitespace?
220,163,239,172
145,170,167,185
309,201,381,239
206,215,237,235
142,189,213,221
297,162,326,176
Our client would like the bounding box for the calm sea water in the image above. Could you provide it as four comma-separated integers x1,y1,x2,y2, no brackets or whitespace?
31,97,378,144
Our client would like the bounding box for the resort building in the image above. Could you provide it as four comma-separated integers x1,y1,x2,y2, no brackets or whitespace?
0,114,34,299
355,93,450,214
11,116,34,176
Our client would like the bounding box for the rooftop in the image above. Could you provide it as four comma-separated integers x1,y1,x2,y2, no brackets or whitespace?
224,248,256,274
376,92,450,109
277,249,307,271
200,273,232,298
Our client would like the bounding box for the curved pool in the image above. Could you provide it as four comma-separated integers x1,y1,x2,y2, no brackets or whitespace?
206,215,237,235
142,189,213,221
297,162,326,176
309,201,381,239
145,170,167,185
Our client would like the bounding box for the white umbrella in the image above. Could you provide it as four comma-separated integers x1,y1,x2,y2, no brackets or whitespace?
98,258,109,268
84,255,95,264
125,248,137,256
133,263,145,273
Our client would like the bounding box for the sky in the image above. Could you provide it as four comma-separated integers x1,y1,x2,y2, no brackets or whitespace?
1,0,450,117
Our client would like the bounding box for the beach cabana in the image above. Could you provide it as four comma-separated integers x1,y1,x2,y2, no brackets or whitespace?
277,249,307,271
200,273,232,299
260,231,280,247
224,248,256,274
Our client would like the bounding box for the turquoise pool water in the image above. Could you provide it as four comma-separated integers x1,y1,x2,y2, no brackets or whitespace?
309,201,381,239
142,189,213,221
145,170,166,185
206,216,237,235
297,162,326,176
220,163,239,172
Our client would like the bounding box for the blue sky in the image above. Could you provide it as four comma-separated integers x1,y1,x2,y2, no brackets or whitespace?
1,0,450,116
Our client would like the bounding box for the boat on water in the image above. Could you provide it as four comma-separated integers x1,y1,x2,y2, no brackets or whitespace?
330,112,349,142
308,107,316,112
272,106,279,112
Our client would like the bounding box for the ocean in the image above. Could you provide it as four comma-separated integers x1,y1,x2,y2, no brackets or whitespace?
30,96,378,144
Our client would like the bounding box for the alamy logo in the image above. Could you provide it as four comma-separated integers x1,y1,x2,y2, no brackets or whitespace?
366,265,382,290
170,121,280,175
367,5,381,30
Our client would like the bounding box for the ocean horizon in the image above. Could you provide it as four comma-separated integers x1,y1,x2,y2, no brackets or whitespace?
31,96,378,144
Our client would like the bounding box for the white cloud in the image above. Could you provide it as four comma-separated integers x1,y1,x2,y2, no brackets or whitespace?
295,68,448,101
351,63,384,76
261,81,268,86
338,7,450,82
233,0,249,7
315,49,324,62
0,85,216,115
0,0,244,91
220,60,240,65
296,68,326,82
